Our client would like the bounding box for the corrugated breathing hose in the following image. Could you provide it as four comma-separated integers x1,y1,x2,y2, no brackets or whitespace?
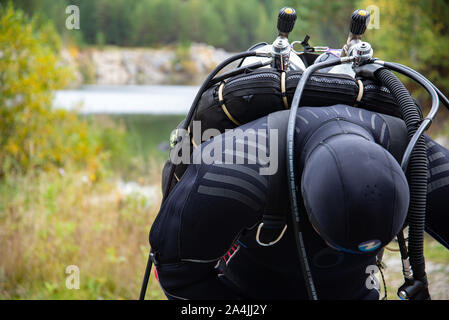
375,68,430,299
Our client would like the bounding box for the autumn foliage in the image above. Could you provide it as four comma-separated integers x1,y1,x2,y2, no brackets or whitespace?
0,5,109,177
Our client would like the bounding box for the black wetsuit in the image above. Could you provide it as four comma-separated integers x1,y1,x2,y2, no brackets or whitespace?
149,105,449,300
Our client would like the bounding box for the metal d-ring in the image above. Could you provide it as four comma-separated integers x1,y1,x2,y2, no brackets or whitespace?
255,222,288,247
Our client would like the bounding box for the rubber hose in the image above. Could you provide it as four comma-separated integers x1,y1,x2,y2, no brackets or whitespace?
376,61,439,172
381,62,440,123
386,62,449,111
287,56,354,300
376,69,428,283
184,51,258,131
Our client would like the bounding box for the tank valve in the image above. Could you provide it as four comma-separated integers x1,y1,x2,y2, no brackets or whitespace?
353,41,373,66
341,9,371,57
272,7,297,71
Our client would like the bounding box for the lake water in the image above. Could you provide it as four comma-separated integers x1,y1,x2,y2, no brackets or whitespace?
53,85,199,114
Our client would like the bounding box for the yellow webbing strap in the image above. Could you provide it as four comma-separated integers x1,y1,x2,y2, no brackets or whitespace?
191,136,198,149
188,125,199,149
219,82,241,126
356,79,364,104
281,71,289,109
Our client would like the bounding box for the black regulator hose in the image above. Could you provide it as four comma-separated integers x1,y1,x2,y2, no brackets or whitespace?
373,61,440,171
183,51,259,132
375,68,429,296
208,60,272,87
287,56,356,301
384,62,449,111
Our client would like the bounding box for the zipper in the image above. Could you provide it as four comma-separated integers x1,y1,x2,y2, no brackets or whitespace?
287,74,356,87
226,70,358,90
364,84,391,94
223,70,393,98
225,72,280,89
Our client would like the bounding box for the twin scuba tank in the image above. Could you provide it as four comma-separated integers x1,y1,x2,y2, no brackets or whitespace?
168,8,406,185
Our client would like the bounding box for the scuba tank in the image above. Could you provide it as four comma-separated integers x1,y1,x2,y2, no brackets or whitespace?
140,7,449,301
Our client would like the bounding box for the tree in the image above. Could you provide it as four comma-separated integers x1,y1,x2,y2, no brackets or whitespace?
358,0,449,103
0,5,105,175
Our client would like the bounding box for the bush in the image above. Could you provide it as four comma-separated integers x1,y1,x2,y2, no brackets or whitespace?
0,5,119,177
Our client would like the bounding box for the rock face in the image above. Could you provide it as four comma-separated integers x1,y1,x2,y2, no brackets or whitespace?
188,43,232,74
92,50,131,84
62,43,233,87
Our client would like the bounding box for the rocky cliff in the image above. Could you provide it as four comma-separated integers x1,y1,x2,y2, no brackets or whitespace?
62,43,233,87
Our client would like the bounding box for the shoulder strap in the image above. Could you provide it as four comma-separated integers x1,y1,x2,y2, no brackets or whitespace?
256,111,290,246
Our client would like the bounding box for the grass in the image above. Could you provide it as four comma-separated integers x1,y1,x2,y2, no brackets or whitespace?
0,114,182,300
0,167,166,300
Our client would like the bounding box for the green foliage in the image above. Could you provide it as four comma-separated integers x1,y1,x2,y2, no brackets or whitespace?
358,0,449,103
1,0,318,51
9,0,445,116
0,5,126,177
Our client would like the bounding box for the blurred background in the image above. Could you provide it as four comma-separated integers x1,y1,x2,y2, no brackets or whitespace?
0,0,448,300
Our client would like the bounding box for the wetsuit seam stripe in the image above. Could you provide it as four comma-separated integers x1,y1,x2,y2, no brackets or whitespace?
211,164,268,188
299,117,374,154
197,185,261,211
202,172,265,201
303,132,372,165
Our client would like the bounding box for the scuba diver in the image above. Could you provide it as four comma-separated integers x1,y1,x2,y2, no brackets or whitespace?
141,8,449,300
